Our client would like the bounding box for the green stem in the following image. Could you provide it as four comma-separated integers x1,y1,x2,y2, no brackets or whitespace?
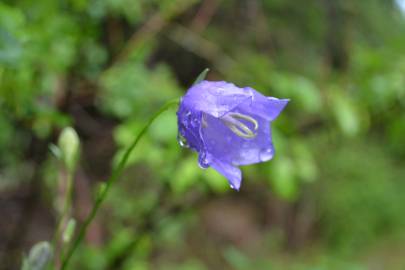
52,169,74,266
60,98,180,270
59,171,74,259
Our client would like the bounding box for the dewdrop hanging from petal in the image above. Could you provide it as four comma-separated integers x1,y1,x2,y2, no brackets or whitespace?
177,80,289,190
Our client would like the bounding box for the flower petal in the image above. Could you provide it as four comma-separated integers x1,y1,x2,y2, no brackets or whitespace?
182,81,253,118
210,158,242,190
177,104,206,156
243,87,289,121
201,110,275,166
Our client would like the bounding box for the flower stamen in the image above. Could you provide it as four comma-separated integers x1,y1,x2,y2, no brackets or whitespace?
221,112,258,139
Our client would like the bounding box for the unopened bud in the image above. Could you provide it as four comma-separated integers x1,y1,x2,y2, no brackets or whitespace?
58,127,80,172
22,241,53,270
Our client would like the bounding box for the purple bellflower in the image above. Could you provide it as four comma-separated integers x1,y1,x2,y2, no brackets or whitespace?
177,81,289,190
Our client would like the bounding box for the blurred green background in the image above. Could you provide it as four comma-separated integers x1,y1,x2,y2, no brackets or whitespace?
1,0,405,269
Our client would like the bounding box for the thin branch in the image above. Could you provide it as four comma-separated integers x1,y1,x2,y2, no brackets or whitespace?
190,0,221,33
165,23,236,74
112,0,200,66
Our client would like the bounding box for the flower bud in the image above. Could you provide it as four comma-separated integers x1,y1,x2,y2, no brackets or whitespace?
58,127,80,172
22,241,53,270
63,218,76,244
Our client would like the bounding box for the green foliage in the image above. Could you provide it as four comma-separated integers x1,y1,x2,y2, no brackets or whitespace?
100,61,180,118
1,0,405,269
316,139,405,251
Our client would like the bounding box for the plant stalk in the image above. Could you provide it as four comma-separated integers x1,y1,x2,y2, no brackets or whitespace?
60,99,179,270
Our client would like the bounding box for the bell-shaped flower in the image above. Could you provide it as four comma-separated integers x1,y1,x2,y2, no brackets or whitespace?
177,81,288,190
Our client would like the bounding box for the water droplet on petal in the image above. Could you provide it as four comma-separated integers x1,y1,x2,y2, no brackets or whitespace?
198,158,210,169
181,118,188,128
191,118,199,128
177,133,189,148
198,153,210,169
259,148,273,162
